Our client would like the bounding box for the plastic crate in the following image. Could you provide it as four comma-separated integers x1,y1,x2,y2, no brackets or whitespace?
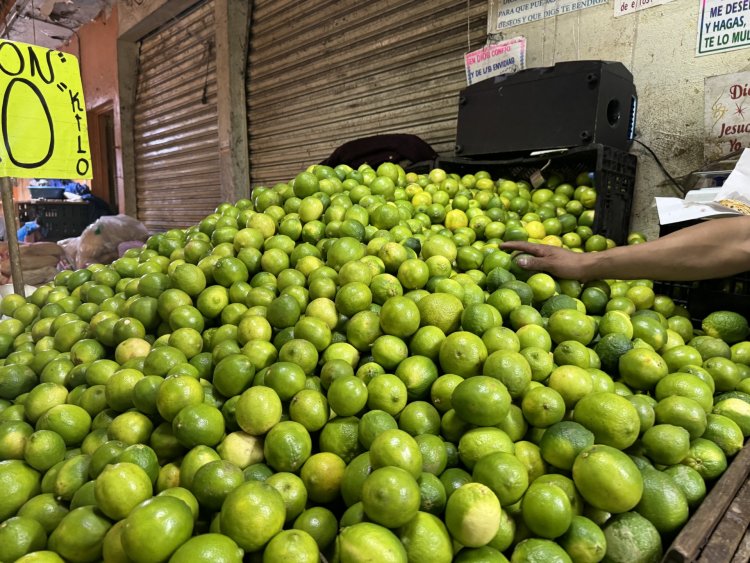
653,273,750,326
437,143,637,245
18,201,94,241
28,187,65,199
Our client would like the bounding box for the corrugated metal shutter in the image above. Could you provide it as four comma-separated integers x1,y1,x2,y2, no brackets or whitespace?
134,0,219,232
246,0,488,187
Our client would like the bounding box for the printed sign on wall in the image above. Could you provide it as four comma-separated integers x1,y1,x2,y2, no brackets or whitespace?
614,0,675,17
697,0,750,56
705,70,750,160
0,40,91,179
488,0,608,32
465,37,527,85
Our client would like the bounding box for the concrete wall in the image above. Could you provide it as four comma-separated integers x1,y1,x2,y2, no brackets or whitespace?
60,5,121,208
501,1,750,237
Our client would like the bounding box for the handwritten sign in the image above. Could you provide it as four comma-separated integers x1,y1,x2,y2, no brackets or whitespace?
465,38,526,85
488,0,608,31
614,0,675,17
697,0,750,56
0,40,91,179
705,70,750,159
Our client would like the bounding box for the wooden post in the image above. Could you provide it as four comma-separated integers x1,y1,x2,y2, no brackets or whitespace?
0,177,24,295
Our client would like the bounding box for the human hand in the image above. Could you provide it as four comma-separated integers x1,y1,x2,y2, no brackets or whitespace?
500,241,591,280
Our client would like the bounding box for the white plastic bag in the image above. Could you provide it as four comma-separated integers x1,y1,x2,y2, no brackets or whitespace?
76,215,149,268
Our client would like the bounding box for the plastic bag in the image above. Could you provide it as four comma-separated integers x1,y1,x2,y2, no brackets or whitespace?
75,214,149,268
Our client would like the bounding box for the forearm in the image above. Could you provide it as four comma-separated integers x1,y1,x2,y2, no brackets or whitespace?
580,216,750,281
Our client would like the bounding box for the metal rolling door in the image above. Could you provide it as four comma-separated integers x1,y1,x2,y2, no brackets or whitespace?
134,0,220,232
247,0,487,187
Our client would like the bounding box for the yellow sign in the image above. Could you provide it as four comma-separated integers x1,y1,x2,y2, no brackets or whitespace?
0,40,91,179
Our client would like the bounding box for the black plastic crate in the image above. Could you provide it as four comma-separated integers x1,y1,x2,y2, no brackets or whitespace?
28,187,65,199
438,143,637,246
653,273,750,326
18,201,94,241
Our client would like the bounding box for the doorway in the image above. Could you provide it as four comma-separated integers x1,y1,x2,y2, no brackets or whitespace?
89,103,118,211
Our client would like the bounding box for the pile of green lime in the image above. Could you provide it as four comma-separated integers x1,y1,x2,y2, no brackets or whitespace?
0,161,747,563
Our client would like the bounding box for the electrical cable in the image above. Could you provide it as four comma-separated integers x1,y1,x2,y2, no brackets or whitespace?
632,138,687,196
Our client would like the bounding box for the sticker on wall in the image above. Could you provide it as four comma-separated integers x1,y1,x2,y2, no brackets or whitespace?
0,40,91,179
487,0,608,32
697,0,750,56
614,0,675,17
704,70,750,159
465,37,527,85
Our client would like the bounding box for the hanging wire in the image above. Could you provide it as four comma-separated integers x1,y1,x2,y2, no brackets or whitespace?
30,0,36,45
466,0,471,53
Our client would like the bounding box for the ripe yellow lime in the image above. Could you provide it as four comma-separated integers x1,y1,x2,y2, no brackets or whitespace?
445,482,501,547
300,452,346,504
547,365,594,409
416,293,464,334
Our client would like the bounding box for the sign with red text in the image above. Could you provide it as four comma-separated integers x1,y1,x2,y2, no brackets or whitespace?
0,40,91,179
697,0,750,56
465,37,526,85
705,70,750,159
614,0,675,17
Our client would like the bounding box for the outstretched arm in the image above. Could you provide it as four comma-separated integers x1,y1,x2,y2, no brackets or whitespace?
501,216,750,282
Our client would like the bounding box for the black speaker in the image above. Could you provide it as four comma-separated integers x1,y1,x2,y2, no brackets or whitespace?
455,60,637,157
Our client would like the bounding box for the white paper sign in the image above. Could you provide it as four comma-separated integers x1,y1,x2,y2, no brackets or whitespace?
697,0,750,56
613,0,675,17
464,38,527,85
489,0,608,31
705,70,750,160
